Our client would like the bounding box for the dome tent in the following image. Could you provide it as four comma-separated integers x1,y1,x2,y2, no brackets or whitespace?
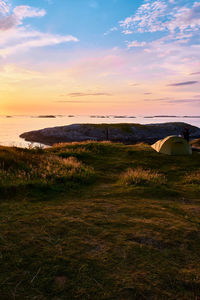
151,136,192,155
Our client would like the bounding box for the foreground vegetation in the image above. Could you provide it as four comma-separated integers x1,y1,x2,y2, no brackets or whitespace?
0,146,95,198
0,142,200,299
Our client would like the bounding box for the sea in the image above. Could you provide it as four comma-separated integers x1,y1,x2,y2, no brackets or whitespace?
1,115,200,148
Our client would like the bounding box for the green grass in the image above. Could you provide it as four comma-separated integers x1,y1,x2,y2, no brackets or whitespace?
0,146,95,198
0,142,200,299
119,167,166,186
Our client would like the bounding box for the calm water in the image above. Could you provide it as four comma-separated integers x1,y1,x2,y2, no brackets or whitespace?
1,115,200,148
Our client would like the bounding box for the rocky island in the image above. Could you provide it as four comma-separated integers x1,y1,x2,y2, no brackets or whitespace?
20,122,200,146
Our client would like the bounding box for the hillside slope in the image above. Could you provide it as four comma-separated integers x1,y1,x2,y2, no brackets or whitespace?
0,142,200,299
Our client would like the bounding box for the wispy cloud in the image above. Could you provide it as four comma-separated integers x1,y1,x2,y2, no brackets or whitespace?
168,81,198,86
0,1,78,57
104,27,118,36
143,97,171,102
0,31,78,57
56,100,93,103
166,99,200,103
67,92,112,97
129,82,141,86
190,71,200,75
143,97,200,104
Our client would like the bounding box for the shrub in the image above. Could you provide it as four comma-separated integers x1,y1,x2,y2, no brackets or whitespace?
119,167,166,186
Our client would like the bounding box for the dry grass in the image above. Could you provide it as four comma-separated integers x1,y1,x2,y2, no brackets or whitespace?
191,138,200,148
0,148,94,188
183,170,200,184
53,140,112,148
119,167,166,186
0,143,200,299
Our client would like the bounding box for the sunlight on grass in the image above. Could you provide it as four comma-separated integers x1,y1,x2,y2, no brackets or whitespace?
119,167,166,186
0,147,94,189
52,141,119,156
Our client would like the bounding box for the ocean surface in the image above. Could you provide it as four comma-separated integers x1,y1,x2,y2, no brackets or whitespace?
1,115,200,148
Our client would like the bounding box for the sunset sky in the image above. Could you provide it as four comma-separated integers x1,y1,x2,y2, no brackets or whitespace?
0,0,200,115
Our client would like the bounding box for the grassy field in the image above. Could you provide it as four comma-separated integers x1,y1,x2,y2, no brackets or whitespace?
0,142,200,299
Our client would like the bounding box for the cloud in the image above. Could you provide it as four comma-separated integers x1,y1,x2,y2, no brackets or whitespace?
143,97,170,101
144,92,152,95
0,32,78,57
122,30,133,35
166,98,200,103
129,83,140,86
190,71,200,75
104,27,118,36
120,1,168,33
127,40,147,48
67,92,112,97
166,2,200,33
120,1,200,35
0,1,78,57
14,5,46,19
57,97,200,105
168,81,198,86
0,0,10,16
143,97,200,104
0,4,46,31
56,100,93,103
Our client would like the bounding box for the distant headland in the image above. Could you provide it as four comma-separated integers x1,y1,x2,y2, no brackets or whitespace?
20,122,200,146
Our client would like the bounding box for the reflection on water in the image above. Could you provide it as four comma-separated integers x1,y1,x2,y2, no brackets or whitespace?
1,115,200,148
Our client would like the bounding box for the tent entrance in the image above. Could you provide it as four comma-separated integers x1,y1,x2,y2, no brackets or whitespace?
171,142,188,155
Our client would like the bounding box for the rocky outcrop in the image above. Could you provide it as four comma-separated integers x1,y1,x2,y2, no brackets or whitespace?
20,122,200,146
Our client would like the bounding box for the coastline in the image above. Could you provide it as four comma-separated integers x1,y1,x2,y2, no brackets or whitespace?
20,122,200,146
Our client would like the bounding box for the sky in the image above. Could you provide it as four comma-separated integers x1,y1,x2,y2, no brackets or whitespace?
0,0,200,115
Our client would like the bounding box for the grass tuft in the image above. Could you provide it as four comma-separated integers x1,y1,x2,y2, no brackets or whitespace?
183,170,200,184
119,167,166,186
